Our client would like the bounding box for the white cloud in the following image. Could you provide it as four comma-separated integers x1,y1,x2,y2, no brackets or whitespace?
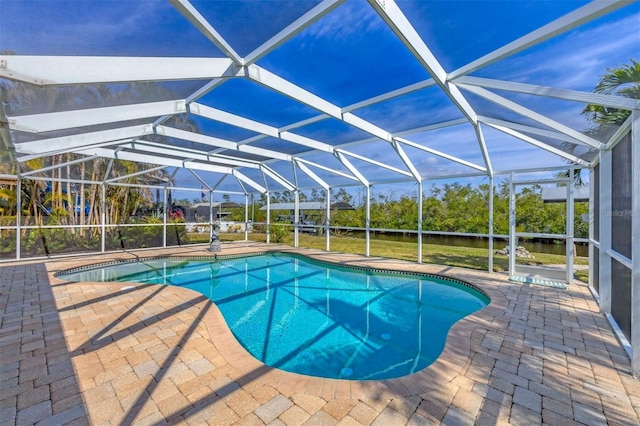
296,0,385,46
483,13,639,91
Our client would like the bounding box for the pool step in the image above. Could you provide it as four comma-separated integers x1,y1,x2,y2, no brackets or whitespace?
509,275,567,289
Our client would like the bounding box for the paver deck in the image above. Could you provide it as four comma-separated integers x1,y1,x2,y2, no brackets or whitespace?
1,241,639,425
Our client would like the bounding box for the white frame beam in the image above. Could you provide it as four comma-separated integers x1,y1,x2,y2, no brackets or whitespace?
239,145,292,162
343,79,436,113
19,155,98,176
124,141,261,169
261,165,295,191
247,65,342,118
280,131,335,153
155,125,237,150
335,152,370,187
508,172,516,276
294,160,329,191
190,103,279,138
368,0,478,125
106,165,168,184
455,76,639,110
484,122,592,167
244,0,346,65
16,140,133,162
566,169,575,284
294,158,360,182
231,78,438,151
169,0,243,64
390,138,424,263
390,139,421,181
187,169,211,192
394,118,470,139
394,137,486,172
335,149,413,178
190,103,335,153
232,170,266,194
73,146,233,174
604,116,633,150
632,110,640,377
9,100,186,133
14,125,153,155
246,64,402,146
479,116,585,147
135,140,262,168
0,55,237,85
458,83,604,150
474,124,494,177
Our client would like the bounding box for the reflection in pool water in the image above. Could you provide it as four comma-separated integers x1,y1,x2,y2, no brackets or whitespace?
59,253,489,380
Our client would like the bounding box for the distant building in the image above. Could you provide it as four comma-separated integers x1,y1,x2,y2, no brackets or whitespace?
260,201,354,219
541,187,589,203
260,202,354,233
174,201,242,223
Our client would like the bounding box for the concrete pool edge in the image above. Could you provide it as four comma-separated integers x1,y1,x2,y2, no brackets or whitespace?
48,242,510,399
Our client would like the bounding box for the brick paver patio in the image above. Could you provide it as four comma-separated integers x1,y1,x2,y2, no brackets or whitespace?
1,241,639,425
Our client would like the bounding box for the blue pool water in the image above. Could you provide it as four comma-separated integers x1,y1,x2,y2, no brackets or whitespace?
59,253,489,380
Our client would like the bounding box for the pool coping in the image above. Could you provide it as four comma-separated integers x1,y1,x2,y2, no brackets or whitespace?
55,249,490,301
49,243,509,398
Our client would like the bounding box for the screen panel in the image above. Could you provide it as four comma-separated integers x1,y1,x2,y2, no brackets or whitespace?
592,246,600,294
611,258,632,341
611,133,632,259
593,163,600,240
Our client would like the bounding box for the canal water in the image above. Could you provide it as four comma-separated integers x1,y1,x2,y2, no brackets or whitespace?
365,232,588,257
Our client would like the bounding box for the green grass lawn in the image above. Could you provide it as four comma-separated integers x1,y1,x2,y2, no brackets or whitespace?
192,232,589,281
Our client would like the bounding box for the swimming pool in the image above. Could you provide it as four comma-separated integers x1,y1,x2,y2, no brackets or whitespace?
58,252,489,380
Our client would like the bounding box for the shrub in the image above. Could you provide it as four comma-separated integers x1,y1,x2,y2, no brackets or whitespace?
270,224,287,243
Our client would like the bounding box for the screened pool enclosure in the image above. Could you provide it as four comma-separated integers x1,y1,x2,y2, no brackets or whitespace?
0,0,638,375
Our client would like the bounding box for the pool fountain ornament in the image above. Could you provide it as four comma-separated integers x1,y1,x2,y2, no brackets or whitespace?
208,224,221,252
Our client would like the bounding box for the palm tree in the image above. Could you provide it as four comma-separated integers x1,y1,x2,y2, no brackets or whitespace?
583,59,640,125
1,66,199,244
558,60,640,186
555,169,586,187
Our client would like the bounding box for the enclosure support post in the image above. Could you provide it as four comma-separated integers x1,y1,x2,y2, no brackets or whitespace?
488,175,494,273
417,180,423,264
294,190,299,248
16,174,21,261
266,193,271,244
244,193,249,241
325,188,331,252
209,190,213,243
162,186,167,248
365,185,371,257
588,167,596,293
508,172,516,277
631,109,640,377
101,183,106,253
599,148,612,313
566,169,575,284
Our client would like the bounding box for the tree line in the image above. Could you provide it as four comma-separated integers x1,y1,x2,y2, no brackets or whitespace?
231,182,588,239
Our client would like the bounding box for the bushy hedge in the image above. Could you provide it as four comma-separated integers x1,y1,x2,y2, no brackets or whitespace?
0,218,188,258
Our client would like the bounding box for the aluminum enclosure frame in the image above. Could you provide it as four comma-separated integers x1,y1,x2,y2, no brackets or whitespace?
0,0,639,376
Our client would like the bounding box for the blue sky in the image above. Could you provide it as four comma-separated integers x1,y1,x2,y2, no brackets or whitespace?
1,0,639,201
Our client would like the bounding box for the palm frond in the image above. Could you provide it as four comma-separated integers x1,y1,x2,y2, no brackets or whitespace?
593,59,640,96
583,59,640,125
